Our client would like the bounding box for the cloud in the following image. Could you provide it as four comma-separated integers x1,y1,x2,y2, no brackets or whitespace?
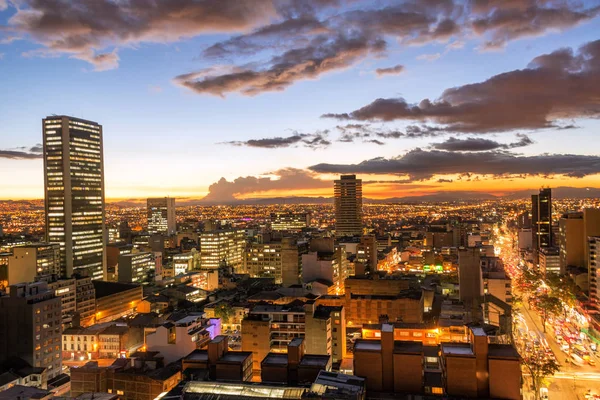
431,134,533,151
309,149,600,180
375,64,404,76
471,1,600,50
0,0,6,11
174,34,386,96
416,52,441,61
202,16,329,58
4,0,276,69
223,130,330,149
71,49,119,71
0,149,43,159
29,143,43,153
203,168,330,202
323,39,600,133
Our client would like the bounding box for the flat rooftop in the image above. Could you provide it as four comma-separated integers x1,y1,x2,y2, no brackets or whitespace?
299,354,330,367
93,281,139,299
354,340,382,352
184,350,208,362
218,352,252,364
261,353,288,366
441,343,474,357
488,344,520,359
394,341,423,354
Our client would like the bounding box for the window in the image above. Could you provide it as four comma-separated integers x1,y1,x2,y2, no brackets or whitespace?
413,332,423,337
432,387,444,394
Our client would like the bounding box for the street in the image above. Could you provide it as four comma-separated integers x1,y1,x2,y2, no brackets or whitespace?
495,224,600,400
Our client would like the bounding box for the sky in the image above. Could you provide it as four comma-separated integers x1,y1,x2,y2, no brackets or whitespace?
1,0,600,202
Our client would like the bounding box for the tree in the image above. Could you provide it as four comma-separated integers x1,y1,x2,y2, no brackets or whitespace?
546,274,577,312
214,302,234,325
514,268,542,306
533,293,563,333
522,354,560,400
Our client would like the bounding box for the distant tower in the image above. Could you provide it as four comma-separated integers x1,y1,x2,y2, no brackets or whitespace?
147,197,176,235
532,188,552,260
334,175,363,237
43,116,106,279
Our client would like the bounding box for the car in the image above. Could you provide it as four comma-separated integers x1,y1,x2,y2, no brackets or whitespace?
540,387,548,399
588,359,596,366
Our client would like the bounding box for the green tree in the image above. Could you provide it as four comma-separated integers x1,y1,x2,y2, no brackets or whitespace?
515,268,542,306
546,274,577,312
214,302,234,324
522,354,560,400
533,293,563,333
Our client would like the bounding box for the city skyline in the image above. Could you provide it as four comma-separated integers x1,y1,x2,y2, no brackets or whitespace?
1,1,600,201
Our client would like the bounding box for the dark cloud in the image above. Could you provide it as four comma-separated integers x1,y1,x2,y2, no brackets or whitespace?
203,168,330,202
0,149,43,159
29,143,43,153
431,134,533,151
470,1,600,50
175,34,386,96
4,0,276,69
203,16,329,58
223,130,330,149
309,148,600,180
323,40,600,133
375,64,405,76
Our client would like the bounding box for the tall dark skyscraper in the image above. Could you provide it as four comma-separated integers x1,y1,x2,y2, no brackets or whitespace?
532,188,552,256
147,197,176,236
334,174,363,237
43,116,106,280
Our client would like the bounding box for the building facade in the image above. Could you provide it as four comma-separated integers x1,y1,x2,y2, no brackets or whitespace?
43,116,106,280
147,197,176,236
7,243,60,285
117,252,154,283
334,175,363,237
0,282,63,379
200,229,246,272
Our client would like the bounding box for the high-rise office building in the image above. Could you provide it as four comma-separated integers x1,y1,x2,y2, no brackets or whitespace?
0,282,63,379
147,197,176,236
558,212,585,273
270,213,311,232
43,116,106,280
200,229,246,272
531,188,552,260
334,175,363,237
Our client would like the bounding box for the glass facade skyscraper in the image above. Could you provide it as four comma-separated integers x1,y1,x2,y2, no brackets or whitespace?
43,116,106,280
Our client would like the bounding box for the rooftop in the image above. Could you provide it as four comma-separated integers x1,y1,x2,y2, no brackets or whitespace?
184,350,209,362
93,281,140,299
218,352,252,364
441,343,474,357
299,354,330,367
394,341,423,354
488,344,521,359
261,353,288,366
354,340,382,352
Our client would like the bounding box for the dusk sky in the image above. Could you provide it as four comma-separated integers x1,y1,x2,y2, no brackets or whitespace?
1,0,600,202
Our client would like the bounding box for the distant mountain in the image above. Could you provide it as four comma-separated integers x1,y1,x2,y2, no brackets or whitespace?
503,186,600,200
6,186,600,207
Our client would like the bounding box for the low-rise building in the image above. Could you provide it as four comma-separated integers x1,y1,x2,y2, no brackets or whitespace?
261,338,331,386
70,352,181,400
181,336,252,382
146,314,220,364
93,281,143,324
